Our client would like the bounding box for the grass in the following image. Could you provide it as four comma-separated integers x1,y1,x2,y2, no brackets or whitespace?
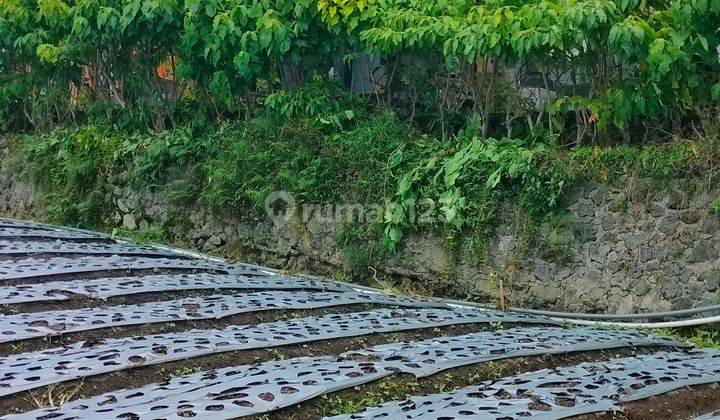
544,226,577,263
111,225,168,245
333,222,383,276
711,196,720,215
27,383,83,409
660,326,720,348
319,379,421,416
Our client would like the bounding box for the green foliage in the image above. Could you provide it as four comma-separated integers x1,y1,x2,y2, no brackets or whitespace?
333,222,382,276
380,123,720,254
200,120,330,210
542,215,577,263
382,124,573,252
202,109,416,211
0,0,339,130
6,122,222,227
661,326,720,348
264,76,363,129
318,0,720,140
710,196,720,215
6,109,419,228
8,125,126,227
127,126,222,188
567,141,700,180
7,109,720,257
2,0,719,143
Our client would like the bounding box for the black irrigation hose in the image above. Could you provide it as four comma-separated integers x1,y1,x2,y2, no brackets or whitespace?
105,241,720,327
506,304,720,321
331,279,720,324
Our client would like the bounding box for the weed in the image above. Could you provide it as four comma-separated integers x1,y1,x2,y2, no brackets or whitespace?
540,213,577,263
545,228,576,263
360,303,375,311
320,379,420,416
272,311,305,322
333,222,382,277
433,373,455,393
267,348,286,361
168,366,201,379
26,382,83,409
0,305,18,315
489,321,504,331
710,196,720,215
479,361,505,380
112,225,167,245
662,326,720,348
523,290,541,308
320,395,368,415
166,179,199,207
384,334,401,344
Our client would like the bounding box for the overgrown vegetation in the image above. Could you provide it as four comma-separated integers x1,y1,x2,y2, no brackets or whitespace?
2,0,720,261
660,326,720,348
6,103,718,260
6,106,418,226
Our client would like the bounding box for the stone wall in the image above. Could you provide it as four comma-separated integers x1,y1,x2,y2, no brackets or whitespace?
0,149,717,313
489,180,720,313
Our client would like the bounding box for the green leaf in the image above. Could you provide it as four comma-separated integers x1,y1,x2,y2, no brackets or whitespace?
233,51,251,74
36,43,59,63
698,34,709,51
485,167,503,189
712,83,720,102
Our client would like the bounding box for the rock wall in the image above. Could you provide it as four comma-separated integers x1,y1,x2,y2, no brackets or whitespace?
490,180,720,313
0,150,717,313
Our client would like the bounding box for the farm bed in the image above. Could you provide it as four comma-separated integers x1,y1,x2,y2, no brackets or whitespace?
0,217,717,419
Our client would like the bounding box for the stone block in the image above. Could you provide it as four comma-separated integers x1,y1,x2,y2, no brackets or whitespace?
679,209,701,224
647,202,666,218
122,213,136,230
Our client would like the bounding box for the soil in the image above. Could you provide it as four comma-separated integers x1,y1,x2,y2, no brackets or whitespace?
256,347,672,419
0,321,501,415
1,241,719,419
0,287,351,314
0,303,406,355
0,267,231,286
577,382,720,420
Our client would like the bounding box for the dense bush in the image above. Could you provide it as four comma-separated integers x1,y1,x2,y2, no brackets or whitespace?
3,0,720,256
1,0,719,142
8,108,717,256
320,0,720,141
7,109,424,223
